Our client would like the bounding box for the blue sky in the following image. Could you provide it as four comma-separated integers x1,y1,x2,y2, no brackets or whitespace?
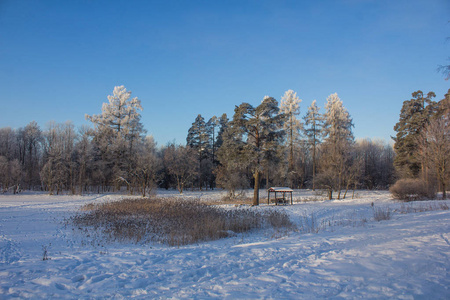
0,0,449,146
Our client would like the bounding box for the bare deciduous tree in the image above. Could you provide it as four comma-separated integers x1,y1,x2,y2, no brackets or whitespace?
163,144,198,194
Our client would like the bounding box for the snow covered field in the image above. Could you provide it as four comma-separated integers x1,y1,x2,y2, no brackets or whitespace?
0,189,449,299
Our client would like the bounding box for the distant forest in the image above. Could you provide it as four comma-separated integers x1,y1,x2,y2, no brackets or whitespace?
0,86,449,204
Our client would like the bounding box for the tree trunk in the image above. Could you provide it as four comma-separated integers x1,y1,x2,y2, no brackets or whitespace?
442,182,446,200
253,171,260,206
312,143,316,191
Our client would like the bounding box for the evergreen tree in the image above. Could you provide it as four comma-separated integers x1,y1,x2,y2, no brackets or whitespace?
206,116,219,164
303,100,323,190
393,90,437,178
231,97,285,205
216,113,229,150
186,114,210,189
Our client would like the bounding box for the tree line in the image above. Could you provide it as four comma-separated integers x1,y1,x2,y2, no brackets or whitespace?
0,86,447,203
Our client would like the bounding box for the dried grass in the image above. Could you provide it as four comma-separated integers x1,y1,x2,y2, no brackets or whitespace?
69,197,295,247
397,202,449,214
373,206,391,221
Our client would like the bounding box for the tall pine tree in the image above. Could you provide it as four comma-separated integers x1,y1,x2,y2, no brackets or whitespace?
393,90,437,178
231,97,285,205
186,114,210,189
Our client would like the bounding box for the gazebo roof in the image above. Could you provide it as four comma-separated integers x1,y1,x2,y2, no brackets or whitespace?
268,187,293,192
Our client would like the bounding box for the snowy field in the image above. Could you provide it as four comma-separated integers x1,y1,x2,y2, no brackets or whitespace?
0,189,449,299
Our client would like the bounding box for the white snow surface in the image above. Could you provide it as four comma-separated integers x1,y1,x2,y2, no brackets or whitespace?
0,189,449,299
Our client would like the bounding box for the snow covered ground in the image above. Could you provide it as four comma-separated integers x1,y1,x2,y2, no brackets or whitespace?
0,189,449,299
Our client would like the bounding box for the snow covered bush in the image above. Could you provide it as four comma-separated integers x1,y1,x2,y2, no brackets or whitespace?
390,179,436,201
69,198,295,246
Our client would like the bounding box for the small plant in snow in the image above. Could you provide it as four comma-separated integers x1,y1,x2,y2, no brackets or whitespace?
42,244,51,261
299,213,325,234
373,206,391,221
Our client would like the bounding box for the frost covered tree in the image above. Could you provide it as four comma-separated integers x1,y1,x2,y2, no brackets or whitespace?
86,86,144,143
319,93,354,199
303,100,323,190
279,90,302,187
86,86,145,190
231,97,285,205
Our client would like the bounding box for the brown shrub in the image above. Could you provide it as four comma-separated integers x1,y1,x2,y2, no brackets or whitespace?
70,197,295,246
389,179,436,201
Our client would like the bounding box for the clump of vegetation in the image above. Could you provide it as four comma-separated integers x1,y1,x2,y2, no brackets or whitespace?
373,206,391,221
389,178,436,201
69,197,295,247
398,202,449,214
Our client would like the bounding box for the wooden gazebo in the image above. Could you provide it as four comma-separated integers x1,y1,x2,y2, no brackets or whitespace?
267,187,294,205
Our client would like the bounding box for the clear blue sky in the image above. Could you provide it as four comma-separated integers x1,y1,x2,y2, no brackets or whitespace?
0,0,449,146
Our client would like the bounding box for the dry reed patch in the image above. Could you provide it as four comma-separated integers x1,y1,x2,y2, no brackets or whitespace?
202,196,255,206
69,197,295,246
397,202,449,214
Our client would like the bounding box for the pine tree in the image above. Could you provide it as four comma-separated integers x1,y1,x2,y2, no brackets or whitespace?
279,90,302,188
186,114,210,190
393,90,437,178
216,113,229,149
231,97,285,205
303,100,323,190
